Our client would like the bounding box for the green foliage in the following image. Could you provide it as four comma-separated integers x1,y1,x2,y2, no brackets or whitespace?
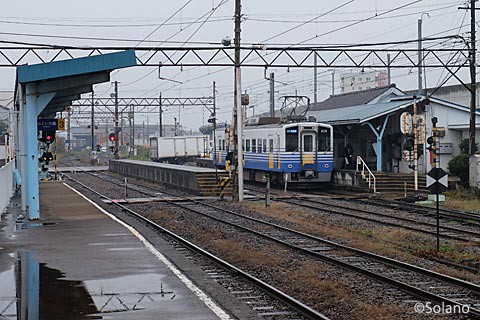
0,120,7,135
459,139,469,154
447,154,469,186
439,242,454,254
360,229,373,239
459,139,478,154
130,145,151,161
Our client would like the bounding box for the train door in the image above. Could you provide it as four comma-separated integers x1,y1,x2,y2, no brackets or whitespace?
276,134,281,169
301,131,316,168
268,134,274,169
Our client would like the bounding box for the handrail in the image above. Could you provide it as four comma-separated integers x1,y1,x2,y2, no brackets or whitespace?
356,156,376,193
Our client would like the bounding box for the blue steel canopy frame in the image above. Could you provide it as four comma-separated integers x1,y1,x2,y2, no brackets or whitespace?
15,50,136,220
366,114,392,172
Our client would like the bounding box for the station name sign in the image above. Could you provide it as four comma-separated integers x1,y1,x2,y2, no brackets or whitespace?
37,118,65,131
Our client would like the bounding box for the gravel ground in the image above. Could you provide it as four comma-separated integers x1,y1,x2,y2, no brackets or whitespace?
66,171,475,319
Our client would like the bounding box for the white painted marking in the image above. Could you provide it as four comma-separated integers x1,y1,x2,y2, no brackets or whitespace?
439,174,448,187
63,183,232,320
426,175,435,187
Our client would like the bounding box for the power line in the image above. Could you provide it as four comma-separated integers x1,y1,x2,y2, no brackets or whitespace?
135,0,194,47
261,0,355,43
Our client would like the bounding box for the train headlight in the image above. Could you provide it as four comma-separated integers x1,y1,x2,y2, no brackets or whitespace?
287,164,293,169
324,163,330,169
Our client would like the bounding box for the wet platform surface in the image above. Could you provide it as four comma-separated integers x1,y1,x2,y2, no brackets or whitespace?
0,181,230,319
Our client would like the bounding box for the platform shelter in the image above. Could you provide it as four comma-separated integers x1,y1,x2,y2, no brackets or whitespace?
15,50,136,220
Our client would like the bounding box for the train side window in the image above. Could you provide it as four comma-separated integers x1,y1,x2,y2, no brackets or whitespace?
246,139,250,152
304,135,313,152
222,140,225,151
318,128,331,152
257,139,262,153
269,139,274,152
285,127,298,152
262,139,267,153
252,139,257,153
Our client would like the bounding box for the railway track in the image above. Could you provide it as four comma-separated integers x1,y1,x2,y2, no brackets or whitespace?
352,197,480,225
278,197,480,243
63,173,327,320
65,169,480,317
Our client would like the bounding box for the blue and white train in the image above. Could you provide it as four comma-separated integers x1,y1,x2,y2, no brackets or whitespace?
214,121,334,186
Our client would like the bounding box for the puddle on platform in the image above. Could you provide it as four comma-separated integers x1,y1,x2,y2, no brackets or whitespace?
0,252,175,319
14,222,57,231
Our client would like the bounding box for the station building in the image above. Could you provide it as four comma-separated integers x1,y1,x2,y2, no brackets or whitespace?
307,84,480,176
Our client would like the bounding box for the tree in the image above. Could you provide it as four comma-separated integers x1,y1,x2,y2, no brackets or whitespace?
0,120,7,135
447,154,469,186
447,140,472,187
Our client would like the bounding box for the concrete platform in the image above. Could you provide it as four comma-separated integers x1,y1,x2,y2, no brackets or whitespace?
109,160,232,196
0,181,235,319
49,165,109,173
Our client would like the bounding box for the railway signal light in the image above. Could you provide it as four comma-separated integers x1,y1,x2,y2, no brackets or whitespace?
404,138,414,151
109,132,116,142
39,130,56,144
426,136,434,151
39,151,54,164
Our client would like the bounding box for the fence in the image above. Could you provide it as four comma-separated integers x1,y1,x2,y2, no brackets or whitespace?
0,160,15,215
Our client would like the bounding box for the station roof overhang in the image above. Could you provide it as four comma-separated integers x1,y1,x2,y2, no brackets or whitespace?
309,97,422,127
16,50,136,118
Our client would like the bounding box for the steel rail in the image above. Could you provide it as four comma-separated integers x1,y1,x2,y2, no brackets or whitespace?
290,198,480,239
63,173,329,320
279,198,476,242
66,169,480,316
356,198,480,224
157,200,480,317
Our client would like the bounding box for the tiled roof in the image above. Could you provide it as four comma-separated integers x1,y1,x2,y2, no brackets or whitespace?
309,84,397,111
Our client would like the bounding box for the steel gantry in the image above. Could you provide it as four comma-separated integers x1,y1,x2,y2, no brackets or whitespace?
0,45,469,69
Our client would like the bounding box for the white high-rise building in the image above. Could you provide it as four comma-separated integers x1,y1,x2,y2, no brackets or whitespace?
339,70,388,93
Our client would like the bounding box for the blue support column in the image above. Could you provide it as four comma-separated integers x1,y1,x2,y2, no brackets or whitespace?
366,114,391,172
20,251,39,320
24,85,54,220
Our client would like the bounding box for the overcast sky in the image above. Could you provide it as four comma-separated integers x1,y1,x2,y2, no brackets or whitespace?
0,0,473,130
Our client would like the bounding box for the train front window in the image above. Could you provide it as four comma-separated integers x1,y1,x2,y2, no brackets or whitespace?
303,134,313,152
318,128,331,152
252,139,257,152
246,139,250,152
285,127,298,152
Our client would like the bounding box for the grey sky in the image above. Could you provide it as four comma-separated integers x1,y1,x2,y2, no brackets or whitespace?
0,0,473,130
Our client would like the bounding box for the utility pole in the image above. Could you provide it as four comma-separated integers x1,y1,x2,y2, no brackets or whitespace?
418,19,423,96
469,0,477,157
233,0,244,201
91,90,95,150
129,105,134,157
387,54,391,86
269,72,275,117
67,107,71,153
159,93,163,137
213,81,218,180
314,54,318,105
331,70,335,96
114,81,119,159
413,96,419,192
459,0,478,186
